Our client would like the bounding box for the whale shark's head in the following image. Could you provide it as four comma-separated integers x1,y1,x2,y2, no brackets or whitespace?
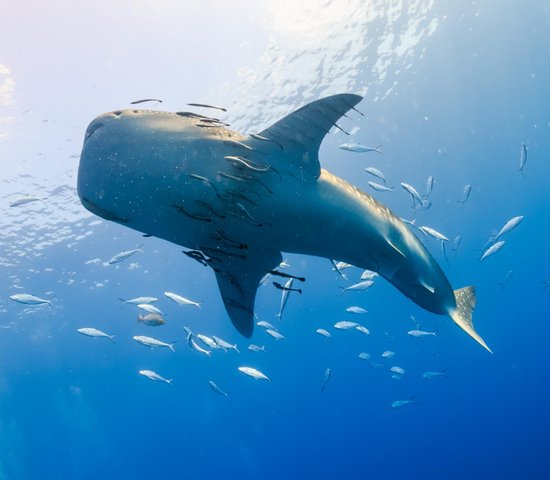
77,109,190,226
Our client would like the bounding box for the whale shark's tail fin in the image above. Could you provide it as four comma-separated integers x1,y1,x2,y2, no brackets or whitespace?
449,286,492,353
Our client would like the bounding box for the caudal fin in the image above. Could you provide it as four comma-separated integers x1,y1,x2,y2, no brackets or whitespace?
449,286,492,353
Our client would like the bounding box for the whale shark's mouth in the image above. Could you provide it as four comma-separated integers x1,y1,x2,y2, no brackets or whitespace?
79,195,129,224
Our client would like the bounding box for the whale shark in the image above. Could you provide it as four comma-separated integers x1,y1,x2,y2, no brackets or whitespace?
77,94,491,352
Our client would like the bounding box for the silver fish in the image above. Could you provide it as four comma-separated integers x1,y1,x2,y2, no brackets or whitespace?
138,304,164,315
315,328,332,338
133,335,175,351
119,296,158,305
212,336,240,353
257,320,276,330
138,313,165,326
334,321,359,330
407,329,436,337
425,176,434,197
197,334,220,349
10,293,54,307
208,380,229,397
519,143,527,172
9,195,46,207
358,352,371,360
368,181,393,192
391,398,415,408
266,329,285,340
77,327,115,342
276,278,294,319
422,370,448,379
139,369,173,385
346,306,368,314
458,184,471,210
381,350,395,358
187,333,211,356
248,344,266,353
419,226,450,242
238,366,270,381
355,325,371,335
341,280,374,293
321,367,331,392
339,143,382,153
495,216,523,241
108,245,143,265
390,366,405,375
480,241,506,261
400,183,423,206
364,166,386,183
164,292,201,308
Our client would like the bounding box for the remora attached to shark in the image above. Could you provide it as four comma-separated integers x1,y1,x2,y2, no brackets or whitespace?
77,94,491,352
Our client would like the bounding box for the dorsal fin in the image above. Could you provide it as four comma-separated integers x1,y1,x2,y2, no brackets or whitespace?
253,94,363,181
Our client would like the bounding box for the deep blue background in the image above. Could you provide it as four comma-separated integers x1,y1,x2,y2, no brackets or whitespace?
1,2,550,479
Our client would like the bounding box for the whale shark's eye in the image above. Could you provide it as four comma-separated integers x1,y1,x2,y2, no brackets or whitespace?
113,111,122,117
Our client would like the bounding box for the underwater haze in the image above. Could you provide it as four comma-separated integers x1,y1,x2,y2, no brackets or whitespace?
1,1,550,479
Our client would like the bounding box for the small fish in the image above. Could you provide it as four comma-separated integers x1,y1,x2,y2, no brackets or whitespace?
391,374,403,381
346,306,368,314
197,334,220,349
187,102,227,112
133,335,175,351
9,195,46,207
138,304,164,315
130,98,162,104
208,380,229,397
321,367,331,392
266,329,285,340
77,327,115,342
381,350,395,358
257,320,276,330
360,270,379,281
368,181,393,192
355,325,371,335
119,296,158,305
497,270,514,290
330,259,348,279
341,280,374,293
248,344,266,353
339,143,382,153
212,336,240,353
164,291,201,308
276,277,294,319
542,279,549,290
334,321,359,330
138,313,165,326
391,397,415,408
481,240,506,261
451,235,462,253
390,366,405,375
519,143,527,172
316,328,332,338
358,352,371,360
458,184,472,210
278,260,291,269
422,370,448,379
364,167,386,183
494,216,523,241
187,333,211,356
139,370,173,385
108,245,143,265
238,366,270,382
335,261,353,270
407,329,436,338
10,293,54,307
425,176,434,197
273,281,302,294
400,183,423,206
419,226,450,242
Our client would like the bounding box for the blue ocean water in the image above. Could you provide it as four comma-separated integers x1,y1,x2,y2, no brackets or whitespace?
1,1,550,479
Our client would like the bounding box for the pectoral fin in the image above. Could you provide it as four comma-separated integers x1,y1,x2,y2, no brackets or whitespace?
213,248,282,337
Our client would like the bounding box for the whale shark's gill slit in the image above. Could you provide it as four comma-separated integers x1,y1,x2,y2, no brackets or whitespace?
269,270,306,282
172,204,212,222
